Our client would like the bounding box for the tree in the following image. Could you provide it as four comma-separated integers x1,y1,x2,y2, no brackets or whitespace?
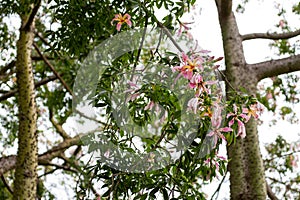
13,1,40,199
0,0,299,199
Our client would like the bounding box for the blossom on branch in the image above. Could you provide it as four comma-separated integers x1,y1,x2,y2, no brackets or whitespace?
111,13,132,31
242,102,264,122
227,104,248,138
172,52,203,80
189,73,217,96
208,104,232,148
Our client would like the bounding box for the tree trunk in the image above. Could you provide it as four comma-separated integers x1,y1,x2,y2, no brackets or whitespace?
13,5,38,200
216,2,267,199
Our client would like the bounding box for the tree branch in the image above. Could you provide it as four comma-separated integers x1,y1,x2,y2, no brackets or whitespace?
266,183,279,200
0,75,57,102
266,176,300,193
33,43,74,96
242,29,300,41
0,135,82,176
0,60,15,76
49,108,71,139
249,54,300,81
210,170,228,200
21,0,41,32
1,175,13,195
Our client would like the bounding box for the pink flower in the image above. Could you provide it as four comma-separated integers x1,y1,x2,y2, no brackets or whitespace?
189,73,203,89
227,104,248,138
208,104,232,148
242,102,264,122
189,73,217,96
125,80,140,102
204,153,227,171
111,13,132,31
144,100,155,110
178,22,191,36
187,97,200,114
279,19,285,28
173,53,203,80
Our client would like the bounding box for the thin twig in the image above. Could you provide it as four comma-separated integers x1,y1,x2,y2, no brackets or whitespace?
1,175,13,195
216,69,236,92
49,108,71,139
210,170,228,200
264,150,300,162
156,21,184,53
131,14,148,80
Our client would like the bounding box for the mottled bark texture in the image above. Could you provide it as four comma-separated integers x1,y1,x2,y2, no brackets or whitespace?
13,2,39,199
215,0,267,199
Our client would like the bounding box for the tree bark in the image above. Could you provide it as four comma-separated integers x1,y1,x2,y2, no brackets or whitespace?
13,2,39,199
215,2,267,199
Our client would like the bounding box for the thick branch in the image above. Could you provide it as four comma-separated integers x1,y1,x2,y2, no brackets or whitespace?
249,54,300,81
242,29,300,41
0,135,81,176
0,75,57,102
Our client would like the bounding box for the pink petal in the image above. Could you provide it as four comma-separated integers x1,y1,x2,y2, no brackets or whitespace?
228,118,235,127
237,122,246,138
242,108,249,114
116,23,122,31
239,113,248,120
219,127,232,132
206,80,217,85
226,113,234,118
217,155,226,160
207,131,215,137
126,19,132,27
189,82,196,89
124,13,131,19
218,133,226,141
144,101,155,110
181,52,189,62
127,81,138,88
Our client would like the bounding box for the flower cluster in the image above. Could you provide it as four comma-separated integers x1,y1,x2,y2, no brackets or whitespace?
227,102,264,138
172,51,264,148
